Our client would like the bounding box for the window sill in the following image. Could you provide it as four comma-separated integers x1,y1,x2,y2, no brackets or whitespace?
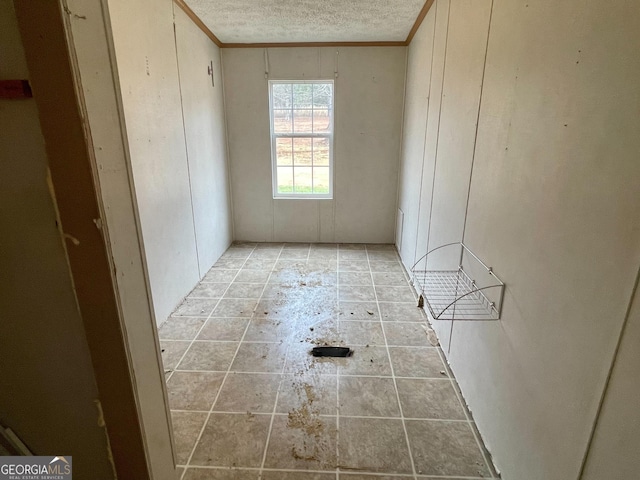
273,195,333,200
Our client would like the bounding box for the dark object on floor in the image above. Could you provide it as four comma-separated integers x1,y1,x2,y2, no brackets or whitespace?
311,346,353,357
418,294,424,308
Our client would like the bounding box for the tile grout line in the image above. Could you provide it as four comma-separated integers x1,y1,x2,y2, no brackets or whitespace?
257,243,291,480
164,316,211,383
166,316,437,324
366,244,419,480
165,275,243,383
398,243,496,476
436,347,496,477
181,297,422,304
168,369,453,380
163,246,258,379
171,409,474,422
164,339,441,347
176,463,493,479
178,243,260,480
167,243,497,479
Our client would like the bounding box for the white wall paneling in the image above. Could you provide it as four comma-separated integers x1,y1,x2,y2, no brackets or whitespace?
396,0,640,478
107,0,233,324
223,46,406,244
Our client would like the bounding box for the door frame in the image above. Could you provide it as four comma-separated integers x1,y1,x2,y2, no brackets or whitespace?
13,1,176,478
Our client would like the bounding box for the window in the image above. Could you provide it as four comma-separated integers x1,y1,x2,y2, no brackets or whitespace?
269,81,334,198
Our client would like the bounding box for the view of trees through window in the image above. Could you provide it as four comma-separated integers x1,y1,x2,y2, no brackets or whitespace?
270,82,333,196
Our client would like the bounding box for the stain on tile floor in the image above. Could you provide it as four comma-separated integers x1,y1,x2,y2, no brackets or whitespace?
160,243,499,479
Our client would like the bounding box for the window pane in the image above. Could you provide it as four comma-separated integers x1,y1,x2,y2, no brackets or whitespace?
272,84,292,108
293,138,312,165
293,109,312,133
313,167,330,194
313,138,329,166
312,109,330,133
294,167,313,193
276,138,293,165
293,84,313,108
313,83,332,107
273,109,292,133
277,166,293,193
271,82,333,198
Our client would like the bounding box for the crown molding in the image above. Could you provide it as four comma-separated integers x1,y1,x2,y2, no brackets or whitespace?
223,41,407,48
173,0,435,48
406,0,435,44
174,0,222,47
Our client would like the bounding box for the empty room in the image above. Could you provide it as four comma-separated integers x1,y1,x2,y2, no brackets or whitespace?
2,0,639,479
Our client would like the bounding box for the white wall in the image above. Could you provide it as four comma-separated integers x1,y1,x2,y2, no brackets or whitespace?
222,47,406,243
582,271,640,479
0,1,114,476
397,0,640,479
396,8,433,266
107,0,233,324
174,7,233,273
64,0,179,475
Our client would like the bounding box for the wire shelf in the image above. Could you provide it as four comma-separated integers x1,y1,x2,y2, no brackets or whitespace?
411,243,505,321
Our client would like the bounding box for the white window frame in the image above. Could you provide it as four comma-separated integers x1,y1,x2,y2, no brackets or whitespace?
269,80,335,199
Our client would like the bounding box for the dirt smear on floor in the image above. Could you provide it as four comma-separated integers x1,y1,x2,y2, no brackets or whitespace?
286,381,334,467
287,382,323,436
288,403,324,436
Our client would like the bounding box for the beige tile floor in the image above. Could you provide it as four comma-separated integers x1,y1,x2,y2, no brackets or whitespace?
160,243,498,480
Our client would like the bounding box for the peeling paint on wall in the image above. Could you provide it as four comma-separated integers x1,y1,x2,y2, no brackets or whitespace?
94,400,118,480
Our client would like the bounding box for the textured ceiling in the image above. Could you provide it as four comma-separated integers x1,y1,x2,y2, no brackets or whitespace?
185,0,426,44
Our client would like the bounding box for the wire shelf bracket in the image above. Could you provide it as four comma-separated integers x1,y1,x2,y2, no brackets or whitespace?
411,242,505,321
